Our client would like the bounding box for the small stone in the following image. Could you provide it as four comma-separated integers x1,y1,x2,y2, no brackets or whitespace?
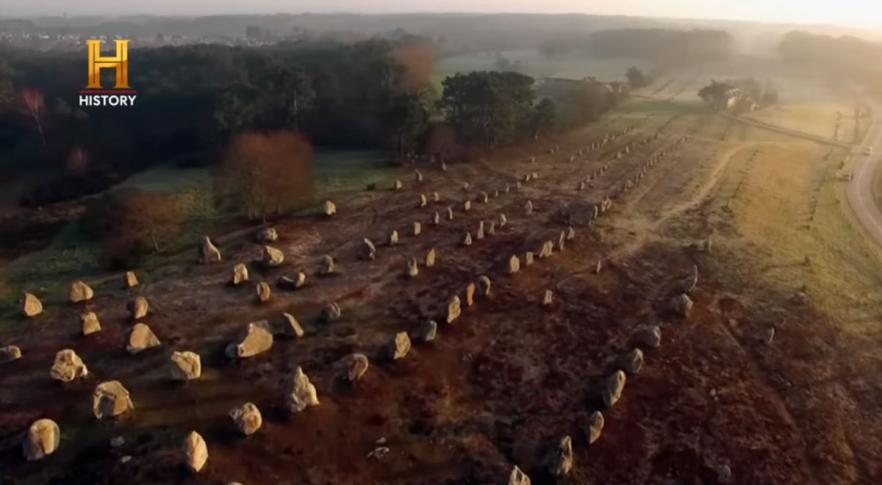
508,465,531,485
548,435,573,477
465,283,476,307
407,256,420,278
232,263,249,286
225,321,273,359
22,419,60,461
182,431,208,473
479,191,489,204
418,320,438,343
339,353,370,382
525,252,534,266
477,276,491,296
92,380,134,419
679,264,699,293
278,272,307,290
256,282,272,303
431,211,441,226
566,226,575,240
762,326,776,345
126,323,161,354
412,221,422,236
418,194,427,208
446,295,462,324
69,280,94,303
524,200,533,216
200,236,222,264
509,255,521,274
321,303,342,323
446,206,454,221
670,294,693,317
425,248,437,267
585,411,604,445
543,289,554,307
81,312,101,335
278,313,305,338
393,179,403,190
415,169,423,182
539,241,554,259
322,200,337,217
50,349,89,382
285,366,319,413
595,259,603,273
229,402,262,436
170,351,202,381
387,332,411,360
257,227,278,243
620,348,644,374
476,221,485,240
462,231,473,247
260,245,285,267
498,213,507,228
433,192,440,202
602,370,626,408
463,200,471,212
0,345,22,363
128,296,149,320
634,325,661,349
486,221,496,235
110,436,125,448
389,230,399,246
319,255,336,275
22,292,43,317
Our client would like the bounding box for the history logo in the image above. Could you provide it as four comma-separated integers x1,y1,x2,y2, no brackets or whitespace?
78,40,137,107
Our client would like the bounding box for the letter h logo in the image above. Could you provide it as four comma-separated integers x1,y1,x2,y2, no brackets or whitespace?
86,40,130,89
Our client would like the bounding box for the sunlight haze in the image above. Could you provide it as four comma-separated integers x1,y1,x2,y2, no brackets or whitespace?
2,0,881,28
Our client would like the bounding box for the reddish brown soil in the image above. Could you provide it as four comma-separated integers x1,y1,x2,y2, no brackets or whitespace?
2,112,881,485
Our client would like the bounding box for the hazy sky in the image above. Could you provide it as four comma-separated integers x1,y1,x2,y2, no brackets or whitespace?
3,0,881,28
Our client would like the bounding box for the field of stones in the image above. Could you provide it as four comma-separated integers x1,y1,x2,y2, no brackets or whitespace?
4,77,882,485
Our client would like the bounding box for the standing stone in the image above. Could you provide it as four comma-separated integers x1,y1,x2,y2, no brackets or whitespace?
278,272,307,290
170,351,202,381
465,283,476,307
509,255,521,274
225,321,273,359
479,191,489,204
548,436,574,477
81,311,101,335
671,294,693,317
286,367,319,413
407,256,420,278
463,200,472,212
340,353,370,382
92,381,134,419
462,232,473,247
595,259,603,274
602,370,627,408
425,248,437,268
508,465,531,485
126,323,161,354
477,276,492,296
257,227,278,243
229,402,262,436
322,199,337,217
389,230,399,246
558,231,566,252
441,162,448,172
621,348,644,375
415,169,424,182
524,200,533,216
446,206,454,221
539,241,554,259
321,303,342,323
486,221,496,236
543,289,554,307
418,320,438,343
200,236,222,264
679,264,699,294
433,192,440,202
634,325,662,349
387,332,412,361
129,296,149,320
23,293,43,317
703,236,713,253
256,282,272,303
232,263,249,286
22,419,60,461
124,271,139,288
432,211,441,226
566,226,576,241
412,221,422,236
418,194,428,208
69,281,94,303
319,255,336,275
362,238,377,260
50,349,89,382
585,411,604,445
393,179,403,190
446,296,462,324
476,221,485,240
1,345,22,363
182,431,208,473
525,252,534,266
278,313,305,338
260,246,285,267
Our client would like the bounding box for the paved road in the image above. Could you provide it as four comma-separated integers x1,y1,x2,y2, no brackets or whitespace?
846,109,882,246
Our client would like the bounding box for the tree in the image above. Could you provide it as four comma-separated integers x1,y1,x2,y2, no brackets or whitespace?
215,131,314,220
698,80,734,107
20,88,47,156
529,98,557,136
626,67,648,89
